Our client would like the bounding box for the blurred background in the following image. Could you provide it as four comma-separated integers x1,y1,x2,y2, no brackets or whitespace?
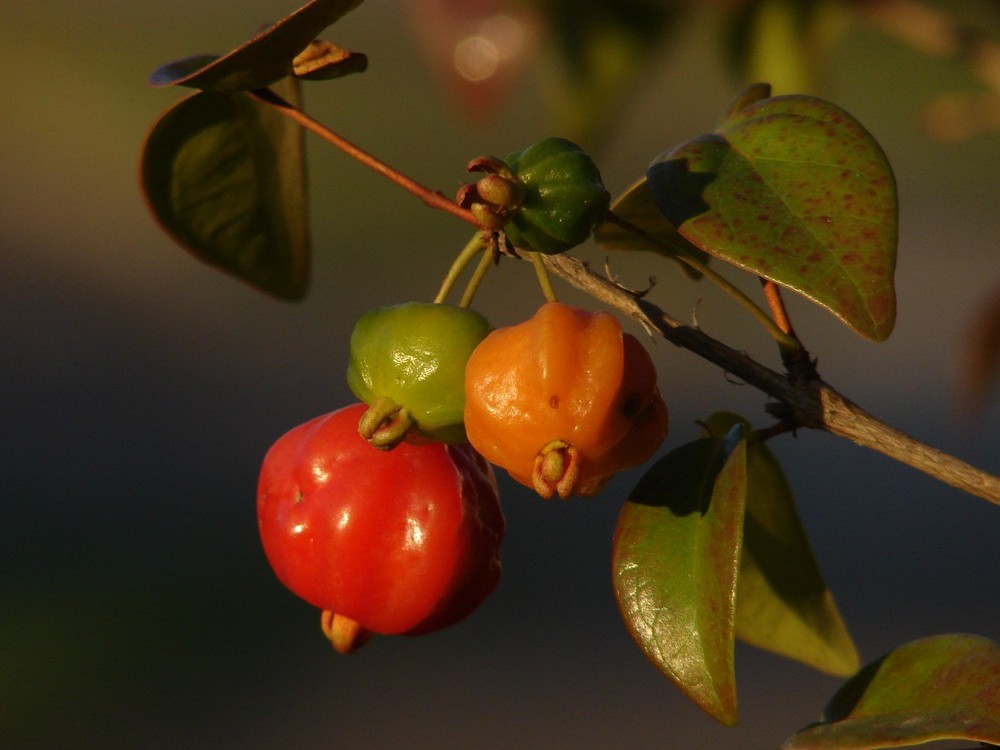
3,0,1000,748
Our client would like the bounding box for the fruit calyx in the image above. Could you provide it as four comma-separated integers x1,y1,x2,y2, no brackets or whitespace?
457,155,526,232
321,610,372,654
357,396,413,449
532,439,582,499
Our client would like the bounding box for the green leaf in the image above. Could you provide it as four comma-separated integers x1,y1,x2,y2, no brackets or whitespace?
612,428,747,726
647,94,898,341
149,0,366,91
702,412,859,677
784,633,1000,749
140,78,308,300
593,178,709,279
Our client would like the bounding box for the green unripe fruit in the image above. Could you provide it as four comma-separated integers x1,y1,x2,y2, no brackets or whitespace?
347,302,492,447
502,137,611,255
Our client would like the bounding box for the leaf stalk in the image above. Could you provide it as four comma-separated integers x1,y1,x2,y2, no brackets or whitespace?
250,87,481,229
605,212,801,352
541,252,1000,507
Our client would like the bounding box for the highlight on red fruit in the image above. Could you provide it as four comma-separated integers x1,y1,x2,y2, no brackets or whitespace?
256,403,505,653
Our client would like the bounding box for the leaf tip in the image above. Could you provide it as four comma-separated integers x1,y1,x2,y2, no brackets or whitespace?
148,55,220,88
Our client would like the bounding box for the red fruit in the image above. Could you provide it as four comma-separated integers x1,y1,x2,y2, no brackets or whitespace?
257,403,504,652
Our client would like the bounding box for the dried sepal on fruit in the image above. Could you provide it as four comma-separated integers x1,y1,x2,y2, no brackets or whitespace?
347,302,492,448
457,138,610,253
502,138,610,255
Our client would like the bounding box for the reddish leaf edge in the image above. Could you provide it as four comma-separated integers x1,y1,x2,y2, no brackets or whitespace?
784,633,1000,750
139,81,309,301
613,425,747,727
646,90,898,342
148,0,366,91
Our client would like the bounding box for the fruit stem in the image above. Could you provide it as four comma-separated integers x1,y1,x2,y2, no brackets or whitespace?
459,240,496,308
435,233,489,304
250,88,482,229
531,252,559,303
754,420,798,443
603,211,800,351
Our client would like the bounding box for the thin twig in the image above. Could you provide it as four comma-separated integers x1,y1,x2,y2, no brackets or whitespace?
605,212,801,351
250,88,481,228
543,252,1000,506
435,233,488,304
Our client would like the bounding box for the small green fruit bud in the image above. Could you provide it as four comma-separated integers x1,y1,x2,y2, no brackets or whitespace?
502,137,611,255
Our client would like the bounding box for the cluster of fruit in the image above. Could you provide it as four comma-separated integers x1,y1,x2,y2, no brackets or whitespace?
256,140,669,653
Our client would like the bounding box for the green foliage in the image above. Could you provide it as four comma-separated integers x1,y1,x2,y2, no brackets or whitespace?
141,0,372,299
140,78,309,300
785,633,1000,749
138,0,1000,743
614,412,860,724
612,426,747,726
702,412,858,677
648,91,898,341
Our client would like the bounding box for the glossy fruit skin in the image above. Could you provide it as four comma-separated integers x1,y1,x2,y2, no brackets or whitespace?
347,302,492,444
257,403,505,638
503,137,611,255
464,302,668,498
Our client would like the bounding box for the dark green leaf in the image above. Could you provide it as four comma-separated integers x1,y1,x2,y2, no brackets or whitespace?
785,633,1000,749
612,428,747,726
140,78,308,300
648,94,898,341
703,412,858,677
149,0,365,91
594,178,709,279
